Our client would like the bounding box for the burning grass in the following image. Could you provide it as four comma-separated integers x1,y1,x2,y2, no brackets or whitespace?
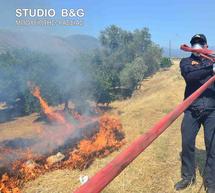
65,115,125,170
0,114,125,193
0,86,125,193
2,60,206,193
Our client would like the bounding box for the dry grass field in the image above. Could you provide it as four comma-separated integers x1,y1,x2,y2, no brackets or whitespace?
0,59,208,193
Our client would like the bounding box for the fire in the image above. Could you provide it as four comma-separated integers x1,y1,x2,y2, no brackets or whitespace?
0,85,125,193
65,115,125,169
0,173,21,193
31,86,73,129
0,115,125,192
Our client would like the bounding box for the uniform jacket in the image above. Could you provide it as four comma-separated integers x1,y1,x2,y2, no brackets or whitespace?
180,54,215,110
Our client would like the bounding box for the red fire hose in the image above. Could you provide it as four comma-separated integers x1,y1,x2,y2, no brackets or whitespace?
180,44,215,62
74,79,215,193
74,46,215,193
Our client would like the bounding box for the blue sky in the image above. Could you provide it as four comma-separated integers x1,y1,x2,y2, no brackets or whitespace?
0,0,215,48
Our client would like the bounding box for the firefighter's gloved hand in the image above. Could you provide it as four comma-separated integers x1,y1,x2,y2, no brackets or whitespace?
213,63,215,73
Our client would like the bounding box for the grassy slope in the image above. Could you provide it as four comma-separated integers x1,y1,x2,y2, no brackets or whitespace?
106,60,205,193
0,60,206,193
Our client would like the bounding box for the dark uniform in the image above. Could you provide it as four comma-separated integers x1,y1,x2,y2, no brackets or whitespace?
180,53,215,189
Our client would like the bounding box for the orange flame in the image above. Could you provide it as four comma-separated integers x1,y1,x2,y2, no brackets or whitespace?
0,115,125,192
65,115,125,169
0,85,125,192
32,86,73,129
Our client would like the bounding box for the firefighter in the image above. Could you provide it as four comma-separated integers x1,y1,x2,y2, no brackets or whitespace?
175,34,215,193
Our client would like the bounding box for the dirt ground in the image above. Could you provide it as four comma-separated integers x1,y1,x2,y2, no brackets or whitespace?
0,59,207,193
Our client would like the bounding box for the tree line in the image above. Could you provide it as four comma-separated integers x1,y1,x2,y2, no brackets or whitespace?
0,25,172,114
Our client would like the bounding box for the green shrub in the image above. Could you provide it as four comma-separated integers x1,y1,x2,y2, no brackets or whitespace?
160,57,172,68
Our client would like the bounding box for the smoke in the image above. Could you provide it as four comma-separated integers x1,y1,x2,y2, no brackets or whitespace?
0,0,97,113
0,28,101,171
0,0,100,170
0,29,99,111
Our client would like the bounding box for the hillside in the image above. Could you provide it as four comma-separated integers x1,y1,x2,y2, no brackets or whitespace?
0,60,207,193
0,30,100,58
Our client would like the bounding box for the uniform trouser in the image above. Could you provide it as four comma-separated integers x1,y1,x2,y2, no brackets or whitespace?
181,109,215,188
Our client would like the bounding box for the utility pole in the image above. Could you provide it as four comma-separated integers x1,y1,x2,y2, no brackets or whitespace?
169,40,172,60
